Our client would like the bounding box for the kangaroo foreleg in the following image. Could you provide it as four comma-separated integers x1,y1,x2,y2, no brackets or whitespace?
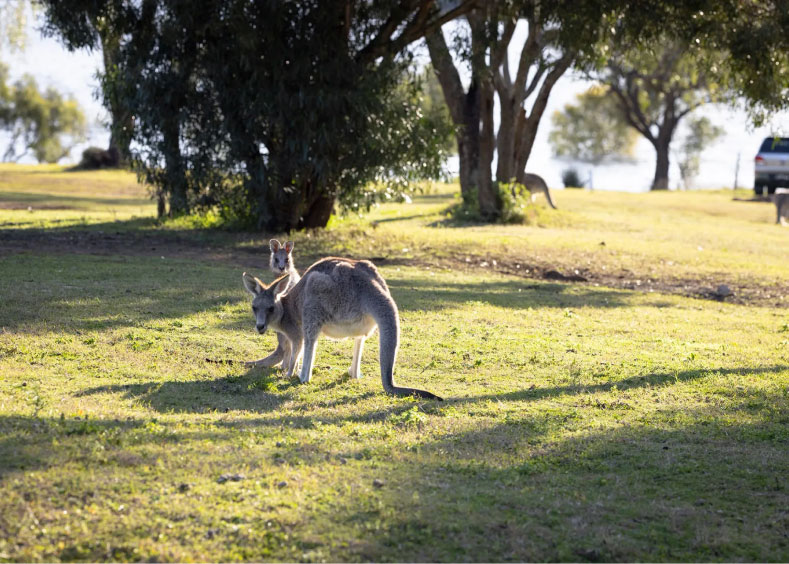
349,337,365,379
244,332,287,367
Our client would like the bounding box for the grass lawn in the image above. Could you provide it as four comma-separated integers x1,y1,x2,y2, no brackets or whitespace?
0,164,787,561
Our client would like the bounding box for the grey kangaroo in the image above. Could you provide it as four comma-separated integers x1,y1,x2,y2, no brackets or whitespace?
522,172,558,209
244,239,299,368
242,257,442,400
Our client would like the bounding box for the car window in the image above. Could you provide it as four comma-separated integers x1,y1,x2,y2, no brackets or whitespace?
758,138,789,152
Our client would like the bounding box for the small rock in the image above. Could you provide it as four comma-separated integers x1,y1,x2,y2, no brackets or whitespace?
277,480,288,488
217,473,245,484
715,284,733,298
178,483,190,493
372,479,385,489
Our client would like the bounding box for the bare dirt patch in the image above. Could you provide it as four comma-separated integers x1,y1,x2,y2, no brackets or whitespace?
2,227,787,308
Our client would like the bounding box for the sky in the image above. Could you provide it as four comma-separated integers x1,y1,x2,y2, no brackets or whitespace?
3,9,789,192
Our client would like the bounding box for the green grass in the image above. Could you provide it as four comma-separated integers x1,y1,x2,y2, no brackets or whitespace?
0,164,788,561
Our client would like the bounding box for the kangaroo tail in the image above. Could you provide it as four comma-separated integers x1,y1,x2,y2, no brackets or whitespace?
544,187,558,209
370,289,443,401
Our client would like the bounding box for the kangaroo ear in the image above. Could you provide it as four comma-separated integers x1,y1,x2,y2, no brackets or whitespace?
284,240,294,254
269,239,280,252
242,272,264,295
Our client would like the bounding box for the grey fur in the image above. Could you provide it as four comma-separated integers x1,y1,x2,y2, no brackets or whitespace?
242,257,442,400
523,172,557,209
773,190,789,225
244,239,301,368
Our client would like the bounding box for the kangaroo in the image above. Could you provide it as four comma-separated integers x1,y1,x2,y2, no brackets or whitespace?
244,239,300,368
242,257,442,400
522,172,557,209
773,189,789,225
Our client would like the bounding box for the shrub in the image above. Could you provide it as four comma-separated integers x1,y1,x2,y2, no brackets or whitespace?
76,146,120,170
561,167,584,188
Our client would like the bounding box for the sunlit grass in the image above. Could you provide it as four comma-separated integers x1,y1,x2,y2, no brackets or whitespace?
0,167,787,561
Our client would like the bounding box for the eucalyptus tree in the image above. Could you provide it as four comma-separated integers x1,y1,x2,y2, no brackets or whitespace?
426,1,577,218
596,40,724,190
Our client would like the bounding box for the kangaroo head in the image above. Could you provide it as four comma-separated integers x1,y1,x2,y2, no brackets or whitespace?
242,272,286,334
269,239,294,274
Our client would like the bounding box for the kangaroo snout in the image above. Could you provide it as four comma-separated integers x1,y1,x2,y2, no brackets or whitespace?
256,323,267,334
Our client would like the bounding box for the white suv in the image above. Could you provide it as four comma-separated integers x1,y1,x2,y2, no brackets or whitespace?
754,137,789,196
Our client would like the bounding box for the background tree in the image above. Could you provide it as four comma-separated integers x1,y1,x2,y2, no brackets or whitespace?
0,0,30,54
675,116,724,190
0,63,87,162
41,1,155,167
594,40,724,190
549,84,638,180
415,64,455,157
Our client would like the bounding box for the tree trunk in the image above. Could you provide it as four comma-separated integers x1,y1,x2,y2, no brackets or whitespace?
99,29,132,167
425,29,481,207
300,190,335,229
477,79,498,219
513,56,573,183
162,115,187,216
495,96,517,183
652,139,671,190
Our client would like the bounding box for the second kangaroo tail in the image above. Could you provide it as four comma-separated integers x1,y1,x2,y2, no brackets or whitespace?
544,187,558,210
372,291,443,401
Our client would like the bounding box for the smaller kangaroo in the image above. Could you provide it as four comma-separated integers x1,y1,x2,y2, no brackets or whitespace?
242,257,442,400
773,189,789,226
245,239,299,368
522,172,557,209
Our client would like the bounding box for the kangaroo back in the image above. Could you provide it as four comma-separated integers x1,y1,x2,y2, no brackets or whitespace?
523,172,557,209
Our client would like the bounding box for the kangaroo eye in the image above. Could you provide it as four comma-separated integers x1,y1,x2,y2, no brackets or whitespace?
252,306,259,314
267,306,274,314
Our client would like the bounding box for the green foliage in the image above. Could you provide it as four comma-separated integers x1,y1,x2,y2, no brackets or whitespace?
449,182,559,226
40,0,454,230
0,0,31,53
676,116,724,189
549,84,638,165
415,64,456,156
561,167,584,188
0,63,87,163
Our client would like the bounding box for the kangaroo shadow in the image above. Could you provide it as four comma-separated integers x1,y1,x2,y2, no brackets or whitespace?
75,366,297,414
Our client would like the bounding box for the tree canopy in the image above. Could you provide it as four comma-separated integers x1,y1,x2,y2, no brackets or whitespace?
549,84,638,166
40,0,472,230
0,63,87,163
37,0,789,227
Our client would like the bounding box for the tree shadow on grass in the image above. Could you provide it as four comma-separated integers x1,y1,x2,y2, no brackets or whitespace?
0,252,243,331
447,364,789,404
388,276,636,311
357,409,789,561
